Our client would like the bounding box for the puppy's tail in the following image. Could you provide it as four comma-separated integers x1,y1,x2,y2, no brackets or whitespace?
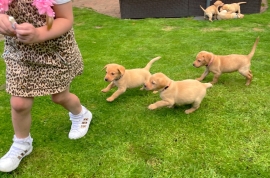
248,37,260,60
200,5,206,12
143,56,161,71
238,2,247,5
204,83,213,89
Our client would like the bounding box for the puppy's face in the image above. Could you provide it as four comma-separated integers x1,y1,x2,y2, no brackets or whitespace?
144,73,167,91
102,64,125,82
214,1,224,7
193,51,212,68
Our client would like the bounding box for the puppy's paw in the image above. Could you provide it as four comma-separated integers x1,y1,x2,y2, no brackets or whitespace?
101,88,109,93
245,82,251,86
148,104,157,110
185,108,195,114
106,97,115,102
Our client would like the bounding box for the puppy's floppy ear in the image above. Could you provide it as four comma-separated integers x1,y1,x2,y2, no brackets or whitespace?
153,74,166,87
198,51,206,59
159,77,168,87
204,52,213,63
117,65,125,75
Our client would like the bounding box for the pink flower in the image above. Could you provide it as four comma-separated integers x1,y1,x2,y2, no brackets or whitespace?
0,0,55,17
0,0,12,13
32,0,55,17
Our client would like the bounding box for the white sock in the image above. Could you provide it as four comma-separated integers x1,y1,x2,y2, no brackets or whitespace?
13,134,33,145
69,105,87,119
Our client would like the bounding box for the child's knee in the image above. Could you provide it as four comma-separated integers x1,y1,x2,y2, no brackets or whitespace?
10,97,33,112
51,95,64,104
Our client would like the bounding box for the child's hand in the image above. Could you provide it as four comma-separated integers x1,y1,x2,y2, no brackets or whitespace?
15,23,40,44
0,14,16,36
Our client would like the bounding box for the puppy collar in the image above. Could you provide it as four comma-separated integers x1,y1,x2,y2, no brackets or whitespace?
114,75,123,81
161,81,172,92
206,54,214,67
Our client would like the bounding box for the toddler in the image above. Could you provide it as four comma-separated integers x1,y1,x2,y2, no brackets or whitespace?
0,0,92,172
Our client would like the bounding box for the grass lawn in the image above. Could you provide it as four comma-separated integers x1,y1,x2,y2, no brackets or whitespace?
0,4,270,178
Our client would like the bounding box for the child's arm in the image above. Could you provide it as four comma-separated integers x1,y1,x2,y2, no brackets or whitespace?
15,1,74,44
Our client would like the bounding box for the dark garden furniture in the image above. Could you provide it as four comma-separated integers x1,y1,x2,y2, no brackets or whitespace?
119,0,262,19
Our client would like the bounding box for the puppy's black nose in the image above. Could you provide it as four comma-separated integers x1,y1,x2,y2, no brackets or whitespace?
193,63,195,66
104,78,108,81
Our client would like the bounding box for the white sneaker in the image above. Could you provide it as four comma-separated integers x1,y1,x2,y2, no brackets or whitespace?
69,108,92,139
0,142,32,172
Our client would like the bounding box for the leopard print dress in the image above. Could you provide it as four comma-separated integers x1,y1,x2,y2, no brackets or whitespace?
2,0,83,97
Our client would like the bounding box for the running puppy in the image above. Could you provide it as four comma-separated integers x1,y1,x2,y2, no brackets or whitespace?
101,56,161,102
220,2,246,14
193,37,259,85
144,72,212,114
200,0,224,22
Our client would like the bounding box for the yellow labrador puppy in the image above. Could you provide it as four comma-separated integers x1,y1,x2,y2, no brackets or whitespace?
193,37,259,85
200,0,224,22
217,10,244,20
144,73,212,114
220,2,246,14
101,56,161,102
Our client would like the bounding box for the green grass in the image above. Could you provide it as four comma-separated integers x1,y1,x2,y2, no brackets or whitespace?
1,5,270,177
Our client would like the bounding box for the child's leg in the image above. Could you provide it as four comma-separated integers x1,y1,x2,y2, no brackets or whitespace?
0,96,34,172
51,88,82,114
11,96,33,138
51,88,92,139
